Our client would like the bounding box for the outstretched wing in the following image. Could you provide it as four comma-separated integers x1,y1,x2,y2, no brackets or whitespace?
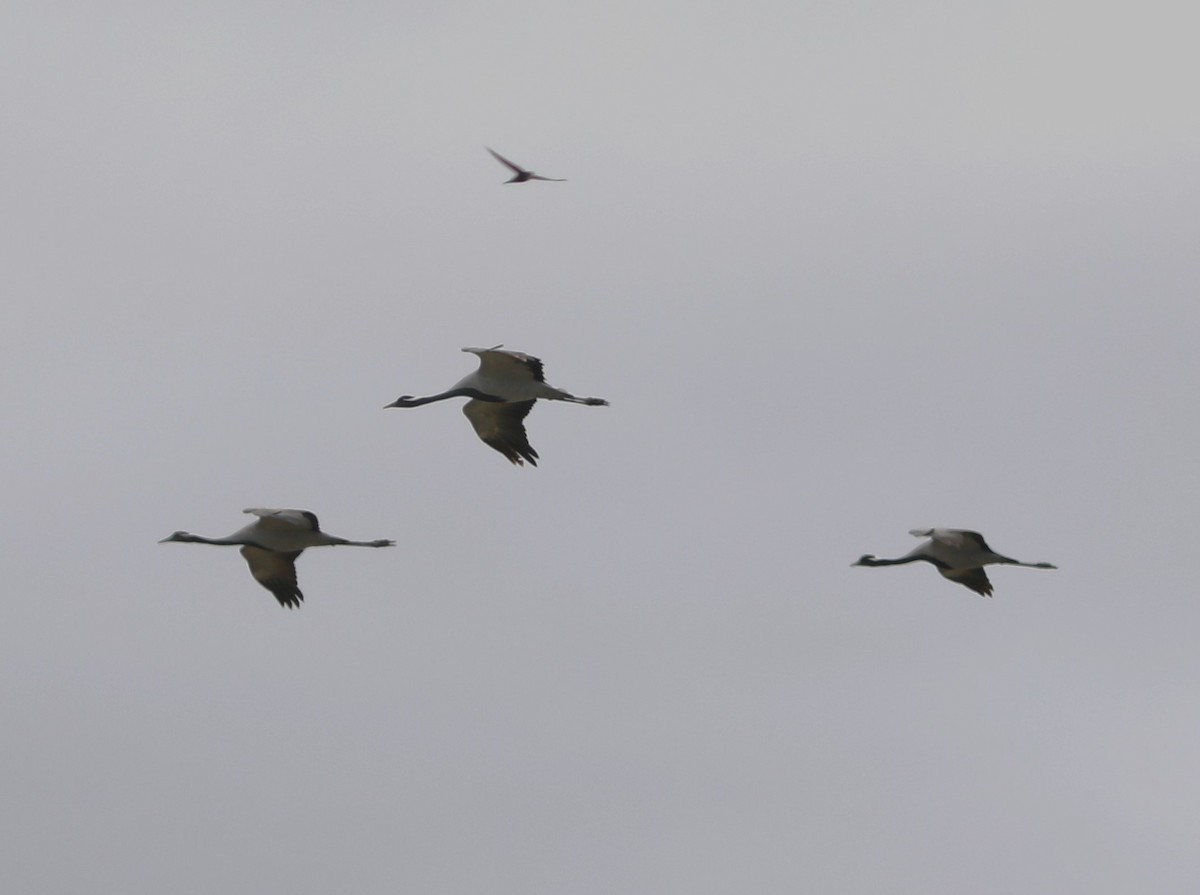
939,566,994,597
240,546,305,608
466,347,545,383
243,508,321,532
486,147,526,175
463,399,539,466
911,528,992,552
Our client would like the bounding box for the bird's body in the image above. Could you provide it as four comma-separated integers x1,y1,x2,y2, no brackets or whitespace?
385,346,608,466
159,508,394,608
486,147,566,183
852,528,1056,597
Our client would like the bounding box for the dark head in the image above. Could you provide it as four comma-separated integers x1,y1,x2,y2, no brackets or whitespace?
851,554,877,567
159,531,194,544
384,396,417,408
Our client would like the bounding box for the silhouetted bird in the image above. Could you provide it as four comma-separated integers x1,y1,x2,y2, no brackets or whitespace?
486,147,566,183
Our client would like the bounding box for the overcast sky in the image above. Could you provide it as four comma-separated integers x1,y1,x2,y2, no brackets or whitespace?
3,1,1199,892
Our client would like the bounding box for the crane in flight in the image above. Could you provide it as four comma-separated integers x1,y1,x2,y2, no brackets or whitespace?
385,345,607,466
853,528,1057,597
159,508,394,608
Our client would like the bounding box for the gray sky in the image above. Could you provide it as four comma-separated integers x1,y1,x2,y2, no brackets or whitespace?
3,1,1198,892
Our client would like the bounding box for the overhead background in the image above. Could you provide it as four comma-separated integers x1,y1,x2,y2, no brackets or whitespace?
2,1,1197,892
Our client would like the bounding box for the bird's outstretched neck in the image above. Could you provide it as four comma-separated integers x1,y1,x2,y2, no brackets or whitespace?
158,532,242,546
385,388,500,408
852,554,926,567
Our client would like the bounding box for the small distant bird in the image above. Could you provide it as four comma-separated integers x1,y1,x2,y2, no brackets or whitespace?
159,508,395,608
486,147,566,183
385,345,607,466
852,528,1057,597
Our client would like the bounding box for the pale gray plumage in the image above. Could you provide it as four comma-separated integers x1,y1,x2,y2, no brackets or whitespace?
852,528,1057,597
385,346,608,466
159,508,395,608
